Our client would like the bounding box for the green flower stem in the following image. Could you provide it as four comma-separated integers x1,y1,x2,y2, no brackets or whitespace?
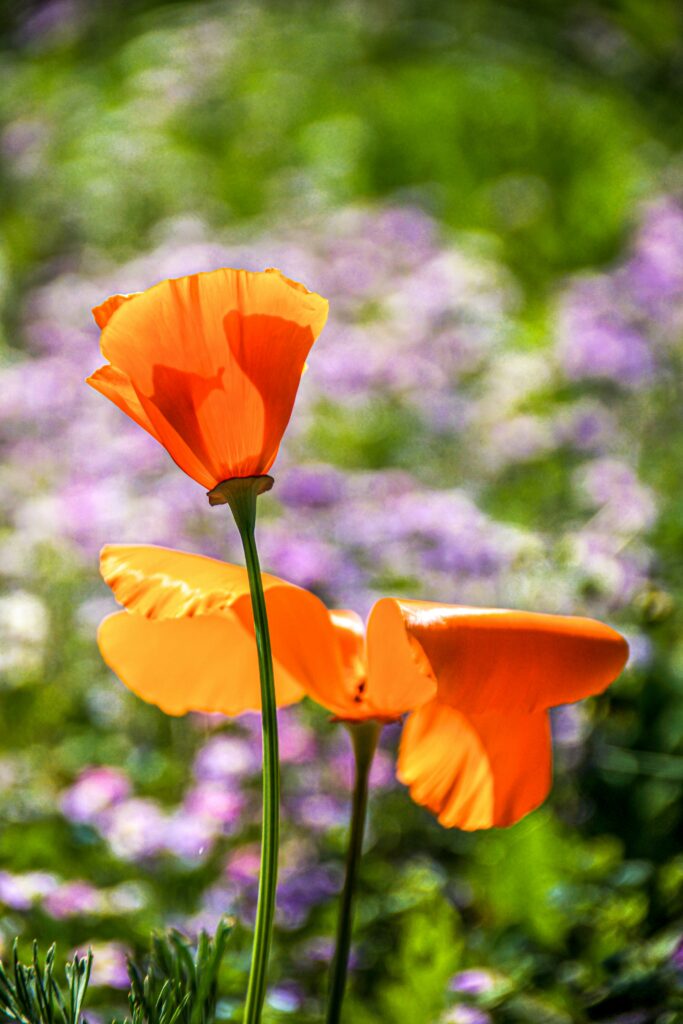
326,720,381,1024
213,475,278,1024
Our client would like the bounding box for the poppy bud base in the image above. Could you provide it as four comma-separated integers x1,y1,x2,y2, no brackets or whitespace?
207,474,274,509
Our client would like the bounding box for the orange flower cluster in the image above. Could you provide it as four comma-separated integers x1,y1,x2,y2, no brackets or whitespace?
99,544,628,830
89,266,629,832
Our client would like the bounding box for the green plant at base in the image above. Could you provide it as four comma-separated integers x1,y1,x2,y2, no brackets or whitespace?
0,940,92,1024
125,918,233,1024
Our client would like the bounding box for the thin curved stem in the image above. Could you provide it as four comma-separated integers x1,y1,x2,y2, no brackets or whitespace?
326,721,380,1024
221,478,279,1024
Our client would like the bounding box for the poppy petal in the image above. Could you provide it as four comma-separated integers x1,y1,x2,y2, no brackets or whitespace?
96,268,328,486
86,366,162,442
92,293,139,329
100,543,272,619
397,699,552,830
98,611,304,716
375,599,628,713
290,609,368,719
363,598,438,717
100,544,347,704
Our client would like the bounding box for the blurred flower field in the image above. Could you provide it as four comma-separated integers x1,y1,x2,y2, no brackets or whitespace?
1,2,683,1022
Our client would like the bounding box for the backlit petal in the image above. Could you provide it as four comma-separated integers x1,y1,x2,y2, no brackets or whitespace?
376,599,628,713
363,598,438,717
96,268,328,486
294,609,368,718
98,611,304,716
397,700,552,830
100,544,278,619
86,366,162,442
92,293,139,329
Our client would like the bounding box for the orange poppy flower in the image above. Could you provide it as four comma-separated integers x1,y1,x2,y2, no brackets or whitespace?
87,268,329,490
97,545,628,830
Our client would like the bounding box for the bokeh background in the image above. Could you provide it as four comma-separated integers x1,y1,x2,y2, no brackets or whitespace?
1,1,683,1021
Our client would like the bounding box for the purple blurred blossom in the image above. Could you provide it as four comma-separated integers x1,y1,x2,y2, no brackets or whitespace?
553,403,617,453
183,783,244,826
267,982,305,1013
99,798,167,861
557,278,655,386
60,766,130,824
76,942,130,990
193,734,258,782
0,871,57,910
164,809,218,861
449,969,496,996
277,711,318,764
277,865,340,929
292,793,348,832
302,936,360,970
278,465,346,509
486,415,554,468
551,704,587,749
576,459,657,534
444,1009,492,1024
331,745,395,791
625,198,683,316
44,881,101,919
225,845,261,884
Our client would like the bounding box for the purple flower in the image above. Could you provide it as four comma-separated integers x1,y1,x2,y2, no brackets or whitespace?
278,465,346,509
557,278,655,387
193,735,258,783
267,982,305,1013
445,1009,492,1024
550,705,587,749
44,881,101,919
99,798,167,861
291,794,348,832
75,942,129,990
625,198,683,317
0,871,57,910
277,865,340,929
225,846,261,885
183,783,244,826
164,810,218,861
277,710,318,764
575,459,657,534
60,766,130,824
449,969,496,996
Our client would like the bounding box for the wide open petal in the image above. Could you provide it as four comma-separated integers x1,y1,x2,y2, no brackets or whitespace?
98,611,304,716
100,544,347,703
96,268,328,486
397,699,552,830
375,599,628,714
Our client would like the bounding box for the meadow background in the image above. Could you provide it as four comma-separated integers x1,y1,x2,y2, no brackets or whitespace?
1,1,683,1021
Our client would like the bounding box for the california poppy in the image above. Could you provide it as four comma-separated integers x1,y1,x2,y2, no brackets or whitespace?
87,268,329,491
98,544,628,830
